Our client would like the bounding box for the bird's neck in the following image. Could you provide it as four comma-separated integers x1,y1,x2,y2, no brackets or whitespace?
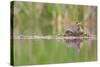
76,23,81,32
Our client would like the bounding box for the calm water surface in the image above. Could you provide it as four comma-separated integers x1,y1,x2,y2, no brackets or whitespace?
13,38,97,65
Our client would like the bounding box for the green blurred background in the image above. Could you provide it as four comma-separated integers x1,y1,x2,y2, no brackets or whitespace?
11,1,97,65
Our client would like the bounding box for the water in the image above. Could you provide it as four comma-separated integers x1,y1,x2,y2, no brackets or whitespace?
13,38,97,65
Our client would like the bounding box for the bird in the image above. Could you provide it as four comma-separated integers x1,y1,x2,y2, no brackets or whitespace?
64,20,88,37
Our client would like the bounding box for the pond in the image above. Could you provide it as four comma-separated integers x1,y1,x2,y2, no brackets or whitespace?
13,37,97,65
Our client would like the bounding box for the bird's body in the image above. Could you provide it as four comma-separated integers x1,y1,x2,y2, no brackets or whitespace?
64,27,83,36
64,20,87,37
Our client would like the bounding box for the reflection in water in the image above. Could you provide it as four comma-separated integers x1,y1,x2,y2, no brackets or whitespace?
14,37,97,65
64,39,92,52
64,38,83,52
64,38,95,53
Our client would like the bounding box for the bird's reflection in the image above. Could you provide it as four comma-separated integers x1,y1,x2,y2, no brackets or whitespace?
64,38,83,53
